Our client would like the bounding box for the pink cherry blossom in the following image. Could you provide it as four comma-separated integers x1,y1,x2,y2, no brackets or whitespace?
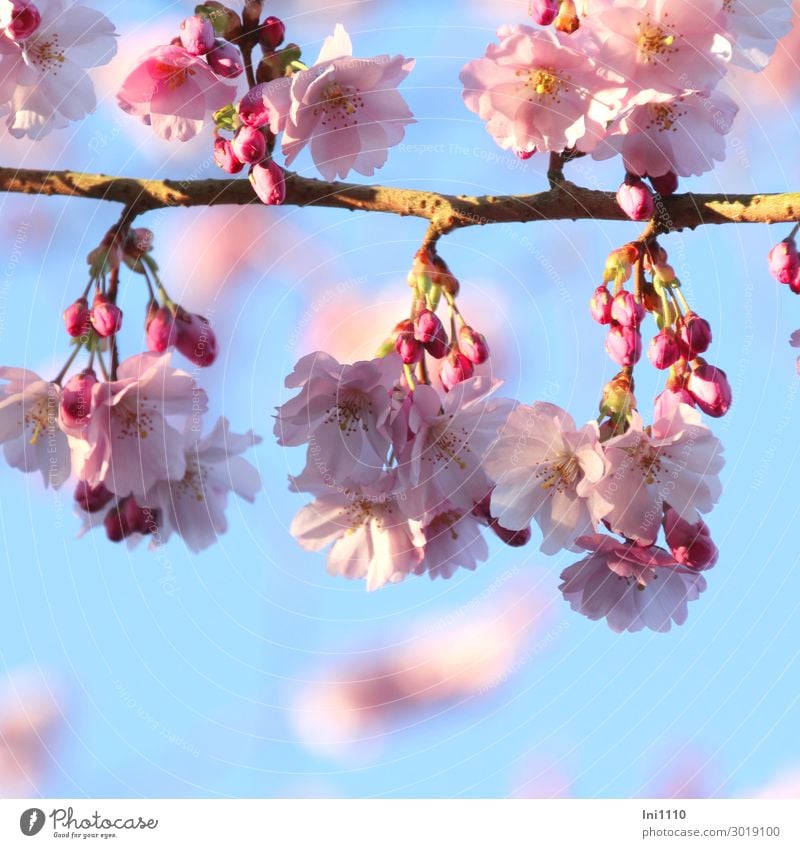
460,24,623,155
117,43,237,142
559,534,707,633
415,503,489,579
592,89,739,179
396,377,514,518
290,474,425,591
0,0,117,139
591,0,732,95
278,24,416,180
145,417,261,553
485,402,609,554
238,76,291,133
275,351,398,487
597,405,724,545
721,0,793,70
0,366,70,487
69,352,206,498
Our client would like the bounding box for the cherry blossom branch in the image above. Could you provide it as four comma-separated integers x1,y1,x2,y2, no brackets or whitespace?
0,165,798,237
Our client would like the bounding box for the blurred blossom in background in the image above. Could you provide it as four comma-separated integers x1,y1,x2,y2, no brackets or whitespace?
0,0,799,798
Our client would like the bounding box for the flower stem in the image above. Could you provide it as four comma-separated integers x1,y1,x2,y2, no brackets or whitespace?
53,343,83,385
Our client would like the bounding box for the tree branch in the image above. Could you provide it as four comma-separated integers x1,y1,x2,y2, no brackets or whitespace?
0,165,797,237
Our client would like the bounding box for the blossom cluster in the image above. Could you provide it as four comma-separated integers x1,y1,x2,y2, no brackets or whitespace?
0,225,260,553
279,248,725,633
460,0,791,214
0,0,117,138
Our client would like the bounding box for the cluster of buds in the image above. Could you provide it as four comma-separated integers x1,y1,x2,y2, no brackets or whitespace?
175,8,244,79
74,482,159,544
387,249,491,392
146,304,218,368
592,241,731,425
529,0,580,34
208,8,290,206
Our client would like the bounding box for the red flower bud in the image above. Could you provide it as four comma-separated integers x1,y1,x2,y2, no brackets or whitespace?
63,298,91,338
458,325,490,365
414,309,448,359
394,319,423,365
249,160,286,206
610,290,644,327
207,39,244,78
90,293,123,338
678,312,712,358
767,239,799,285
441,349,474,391
616,178,654,221
605,323,642,367
231,125,266,165
213,137,245,174
647,329,680,370
258,15,286,52
686,363,731,418
174,312,218,367
663,507,718,570
146,306,177,353
528,0,559,25
179,14,215,55
589,285,613,324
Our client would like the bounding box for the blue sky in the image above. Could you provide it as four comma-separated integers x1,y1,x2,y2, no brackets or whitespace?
0,0,798,798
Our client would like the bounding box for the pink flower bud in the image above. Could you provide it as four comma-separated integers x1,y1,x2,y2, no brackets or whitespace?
458,325,490,365
174,312,218,367
605,323,642,367
0,0,41,40
610,290,644,327
239,85,271,128
258,15,286,51
249,160,286,206
768,239,800,284
74,481,113,513
686,363,731,417
653,387,695,423
663,507,718,570
232,125,266,165
441,349,474,392
206,39,244,78
394,319,423,365
678,312,712,358
589,285,613,324
789,269,800,295
146,306,177,353
213,137,245,174
514,147,535,160
528,0,559,25
414,309,448,358
60,370,97,430
179,15,215,55
649,171,678,196
90,293,122,338
647,329,680,370
616,178,655,222
63,297,91,338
